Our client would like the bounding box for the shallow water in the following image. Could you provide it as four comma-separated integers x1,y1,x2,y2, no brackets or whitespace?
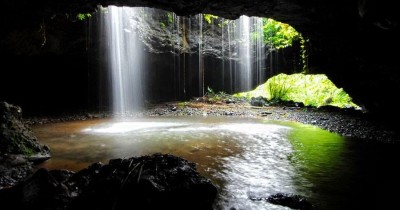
33,116,400,209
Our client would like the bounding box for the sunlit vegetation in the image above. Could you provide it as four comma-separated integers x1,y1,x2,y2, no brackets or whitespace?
167,12,174,24
77,13,92,21
262,18,308,71
156,12,306,66
203,14,218,24
204,87,232,103
235,73,359,108
262,18,300,49
248,18,307,70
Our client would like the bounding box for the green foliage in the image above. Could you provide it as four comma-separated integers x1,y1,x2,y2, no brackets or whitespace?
262,18,300,49
300,38,308,72
21,145,35,156
177,101,189,107
167,12,173,24
235,73,359,108
218,20,231,27
266,76,291,101
205,87,231,103
259,18,308,70
207,86,215,94
203,14,218,24
77,13,92,21
160,22,166,29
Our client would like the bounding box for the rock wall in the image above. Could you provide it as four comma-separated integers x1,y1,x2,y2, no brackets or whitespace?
0,101,51,188
0,102,50,156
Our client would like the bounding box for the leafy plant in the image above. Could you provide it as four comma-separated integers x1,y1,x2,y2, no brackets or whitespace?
262,18,300,49
160,22,166,29
205,87,231,103
266,76,291,101
207,86,215,95
204,14,218,24
77,13,92,21
167,12,173,24
235,73,359,108
300,37,308,72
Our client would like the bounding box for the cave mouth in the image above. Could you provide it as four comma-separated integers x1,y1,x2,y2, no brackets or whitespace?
2,1,399,209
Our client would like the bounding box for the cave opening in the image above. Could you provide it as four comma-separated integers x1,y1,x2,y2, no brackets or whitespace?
1,2,400,210
87,6,356,115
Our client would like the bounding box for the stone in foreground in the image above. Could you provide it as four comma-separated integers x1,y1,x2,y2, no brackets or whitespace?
0,154,217,210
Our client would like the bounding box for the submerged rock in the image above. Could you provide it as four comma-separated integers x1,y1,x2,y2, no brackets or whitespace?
0,154,217,210
267,193,312,210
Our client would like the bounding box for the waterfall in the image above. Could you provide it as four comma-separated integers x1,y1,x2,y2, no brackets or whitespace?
227,24,233,93
255,18,266,85
224,15,266,92
238,16,252,91
91,7,272,111
101,6,145,115
198,14,204,96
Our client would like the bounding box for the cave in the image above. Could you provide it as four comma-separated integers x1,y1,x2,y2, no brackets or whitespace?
1,0,400,209
1,0,399,121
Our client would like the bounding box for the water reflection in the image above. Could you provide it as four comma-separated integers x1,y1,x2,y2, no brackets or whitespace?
32,116,400,209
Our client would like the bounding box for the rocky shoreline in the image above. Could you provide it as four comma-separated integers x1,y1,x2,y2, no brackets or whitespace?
25,101,399,143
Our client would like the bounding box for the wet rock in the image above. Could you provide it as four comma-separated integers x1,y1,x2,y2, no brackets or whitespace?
249,196,264,201
260,111,272,116
224,111,234,116
0,168,75,209
0,102,51,188
250,96,268,107
0,101,50,158
281,100,305,108
225,98,235,104
0,154,217,210
317,105,343,112
0,154,34,189
267,193,312,210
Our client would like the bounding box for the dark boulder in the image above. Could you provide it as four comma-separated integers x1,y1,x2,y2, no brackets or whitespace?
0,101,50,157
0,154,33,189
0,101,51,188
267,193,312,210
0,168,74,209
0,154,217,210
250,96,269,107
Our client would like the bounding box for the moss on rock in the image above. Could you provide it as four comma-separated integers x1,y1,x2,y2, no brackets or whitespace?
0,101,50,157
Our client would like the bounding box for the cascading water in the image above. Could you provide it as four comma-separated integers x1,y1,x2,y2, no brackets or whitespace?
254,18,266,85
238,16,252,91
100,6,145,115
227,24,233,93
222,16,266,92
198,14,204,96
91,7,273,111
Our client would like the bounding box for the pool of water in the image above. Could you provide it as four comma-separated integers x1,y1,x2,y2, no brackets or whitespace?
32,116,400,210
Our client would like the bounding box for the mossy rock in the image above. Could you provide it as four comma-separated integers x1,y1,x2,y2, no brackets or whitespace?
0,101,50,160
